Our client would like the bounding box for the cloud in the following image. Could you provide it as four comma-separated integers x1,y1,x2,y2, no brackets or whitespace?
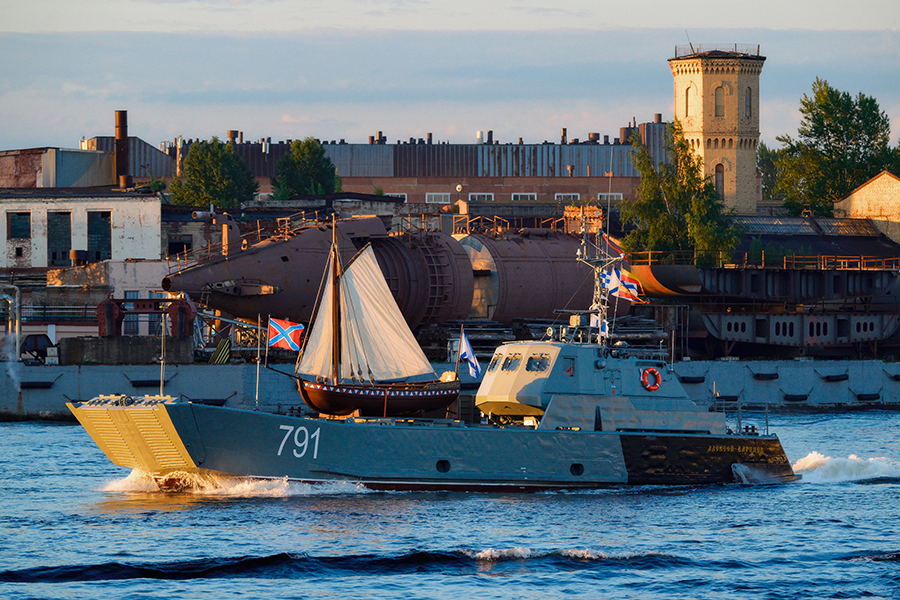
1,28,898,151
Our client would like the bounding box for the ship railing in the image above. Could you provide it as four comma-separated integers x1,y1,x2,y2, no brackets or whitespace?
628,250,900,271
165,210,324,274
605,343,669,363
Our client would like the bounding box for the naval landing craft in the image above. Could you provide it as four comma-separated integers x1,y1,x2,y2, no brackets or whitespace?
68,320,797,491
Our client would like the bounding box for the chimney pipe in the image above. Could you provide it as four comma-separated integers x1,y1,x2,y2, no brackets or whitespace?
114,110,131,188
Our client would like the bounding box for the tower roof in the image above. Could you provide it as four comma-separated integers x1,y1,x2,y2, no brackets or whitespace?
670,44,765,61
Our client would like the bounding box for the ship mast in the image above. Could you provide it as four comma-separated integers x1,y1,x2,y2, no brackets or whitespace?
330,216,341,384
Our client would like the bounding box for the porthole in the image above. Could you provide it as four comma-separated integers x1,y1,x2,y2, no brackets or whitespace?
436,460,451,473
570,463,584,476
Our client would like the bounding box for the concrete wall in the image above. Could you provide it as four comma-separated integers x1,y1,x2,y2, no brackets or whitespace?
0,195,162,268
59,336,193,365
0,362,303,420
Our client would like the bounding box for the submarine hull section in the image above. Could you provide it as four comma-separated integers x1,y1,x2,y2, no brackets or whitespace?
456,231,595,324
162,218,474,328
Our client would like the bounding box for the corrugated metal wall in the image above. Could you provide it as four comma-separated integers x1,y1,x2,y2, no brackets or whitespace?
319,138,664,178
328,144,394,177
89,137,175,178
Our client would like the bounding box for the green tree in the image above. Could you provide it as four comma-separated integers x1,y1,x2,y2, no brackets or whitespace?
621,121,740,264
169,137,258,209
774,78,892,216
756,141,784,204
271,137,340,200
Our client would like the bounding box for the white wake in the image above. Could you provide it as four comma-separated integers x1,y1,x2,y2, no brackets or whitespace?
101,469,371,497
792,451,900,483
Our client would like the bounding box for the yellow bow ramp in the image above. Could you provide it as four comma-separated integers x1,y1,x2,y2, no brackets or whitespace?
67,396,197,475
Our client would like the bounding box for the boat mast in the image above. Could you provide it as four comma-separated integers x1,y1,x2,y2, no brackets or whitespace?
330,215,341,384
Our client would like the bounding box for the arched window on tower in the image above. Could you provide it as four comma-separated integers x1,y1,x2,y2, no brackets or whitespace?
715,164,724,198
745,87,752,118
685,88,690,117
715,86,724,118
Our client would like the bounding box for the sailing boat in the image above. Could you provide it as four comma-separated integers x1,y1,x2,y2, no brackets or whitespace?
295,221,460,416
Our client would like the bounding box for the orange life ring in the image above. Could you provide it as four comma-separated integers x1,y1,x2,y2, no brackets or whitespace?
641,367,661,391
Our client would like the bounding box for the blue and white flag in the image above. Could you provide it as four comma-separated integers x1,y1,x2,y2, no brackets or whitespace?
459,329,482,378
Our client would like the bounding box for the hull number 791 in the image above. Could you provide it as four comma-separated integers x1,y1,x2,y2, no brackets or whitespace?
277,425,321,459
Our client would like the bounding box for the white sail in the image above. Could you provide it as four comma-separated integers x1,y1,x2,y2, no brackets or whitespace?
297,245,435,382
296,257,337,379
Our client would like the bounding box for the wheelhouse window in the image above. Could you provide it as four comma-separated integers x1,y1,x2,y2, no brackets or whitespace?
501,353,522,372
526,353,551,372
488,354,503,372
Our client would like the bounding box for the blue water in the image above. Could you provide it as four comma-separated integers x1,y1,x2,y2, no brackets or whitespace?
2,412,899,599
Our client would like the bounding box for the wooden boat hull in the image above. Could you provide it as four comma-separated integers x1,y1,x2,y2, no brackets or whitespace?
298,378,459,416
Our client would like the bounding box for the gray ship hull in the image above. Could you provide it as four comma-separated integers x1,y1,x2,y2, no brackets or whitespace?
68,398,796,490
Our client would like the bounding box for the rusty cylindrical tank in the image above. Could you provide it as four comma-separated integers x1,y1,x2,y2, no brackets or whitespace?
455,229,594,323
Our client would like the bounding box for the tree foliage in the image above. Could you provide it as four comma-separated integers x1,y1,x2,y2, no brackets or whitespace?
271,138,340,200
168,137,258,209
756,141,784,205
620,121,740,263
772,78,892,215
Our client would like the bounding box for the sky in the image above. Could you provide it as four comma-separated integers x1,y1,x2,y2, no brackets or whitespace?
2,0,899,153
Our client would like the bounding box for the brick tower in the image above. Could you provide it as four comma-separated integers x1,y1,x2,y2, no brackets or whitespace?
669,45,765,215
